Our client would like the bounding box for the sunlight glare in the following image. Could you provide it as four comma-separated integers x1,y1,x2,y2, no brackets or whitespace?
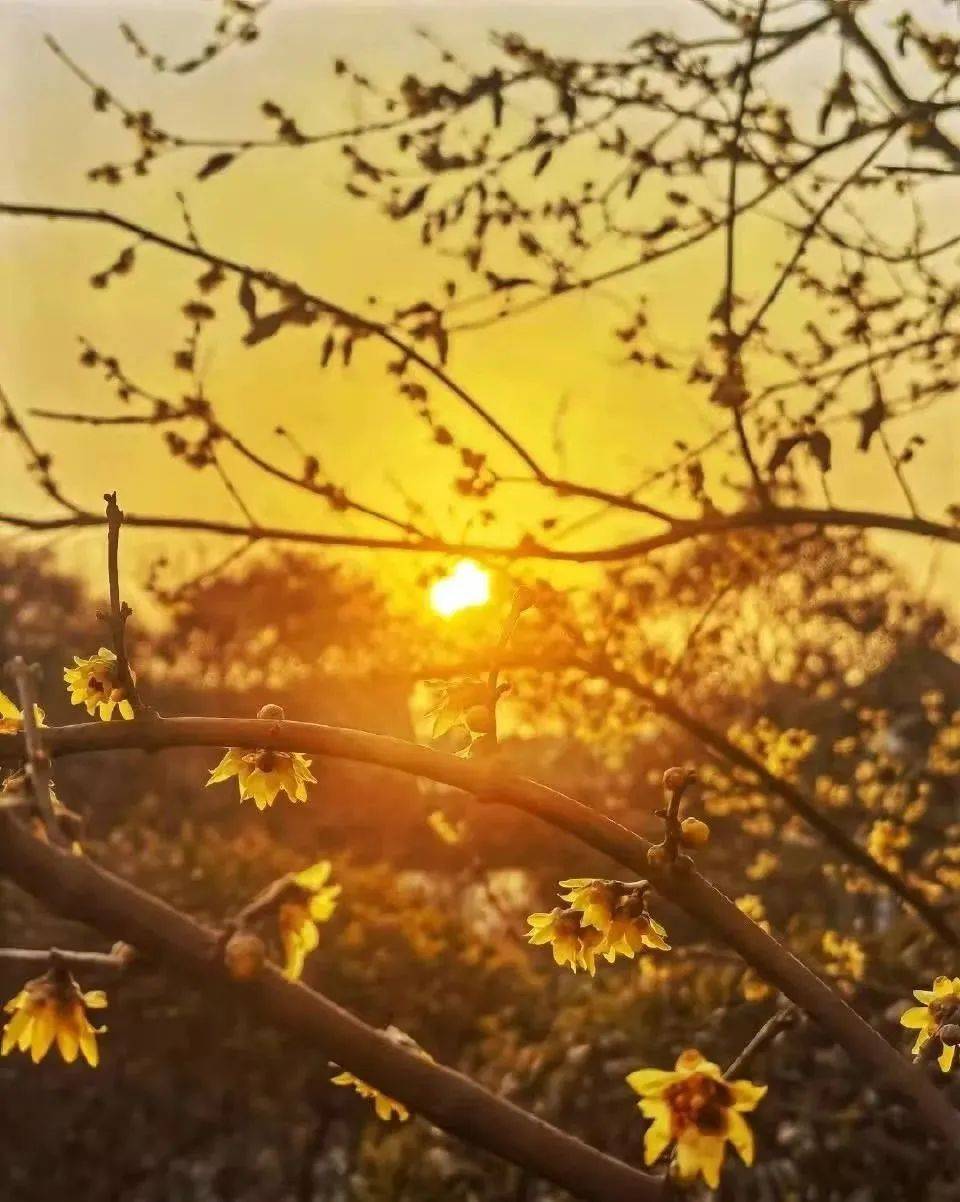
429,560,491,617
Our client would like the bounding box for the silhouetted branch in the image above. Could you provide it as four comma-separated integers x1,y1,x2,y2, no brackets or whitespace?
2,499,957,563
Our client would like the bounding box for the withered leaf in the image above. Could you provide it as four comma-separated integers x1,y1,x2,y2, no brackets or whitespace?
533,149,553,176
393,185,429,218
238,274,258,325
197,152,237,180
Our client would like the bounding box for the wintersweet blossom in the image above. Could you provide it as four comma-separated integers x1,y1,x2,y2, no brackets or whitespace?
900,975,960,1072
207,746,316,810
627,1048,766,1188
278,860,341,980
2,968,107,1067
64,647,134,721
330,1026,433,1121
0,690,44,734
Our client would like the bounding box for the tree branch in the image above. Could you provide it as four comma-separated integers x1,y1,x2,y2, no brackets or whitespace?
0,808,662,1202
1,715,957,1146
2,502,957,563
102,493,152,717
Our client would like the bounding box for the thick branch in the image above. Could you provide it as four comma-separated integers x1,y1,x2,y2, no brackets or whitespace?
1,715,957,1145
414,651,959,947
0,810,661,1202
588,659,960,949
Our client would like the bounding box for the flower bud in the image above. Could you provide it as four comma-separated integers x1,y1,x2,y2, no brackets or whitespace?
647,845,669,869
224,930,266,981
465,704,493,734
110,941,138,969
257,703,285,721
661,767,687,792
681,817,711,848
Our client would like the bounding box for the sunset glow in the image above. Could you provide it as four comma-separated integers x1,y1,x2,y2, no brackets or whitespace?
429,560,491,618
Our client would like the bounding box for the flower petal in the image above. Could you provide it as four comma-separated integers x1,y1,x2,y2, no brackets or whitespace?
727,1109,755,1164
899,1006,932,1030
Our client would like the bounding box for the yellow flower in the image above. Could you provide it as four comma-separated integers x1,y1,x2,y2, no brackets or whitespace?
900,975,960,1072
527,907,595,973
331,1070,411,1121
603,895,671,959
0,690,45,734
427,809,464,845
2,968,107,1066
64,647,134,721
278,860,340,981
330,1026,433,1121
561,878,670,958
627,1049,767,1189
560,878,622,932
532,881,669,972
207,746,316,810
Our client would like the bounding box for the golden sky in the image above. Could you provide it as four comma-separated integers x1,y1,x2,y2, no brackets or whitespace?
2,0,957,606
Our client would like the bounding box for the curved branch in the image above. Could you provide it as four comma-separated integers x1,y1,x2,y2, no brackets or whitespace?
1,503,957,563
589,658,960,948
413,651,960,948
1,715,957,1146
0,809,661,1202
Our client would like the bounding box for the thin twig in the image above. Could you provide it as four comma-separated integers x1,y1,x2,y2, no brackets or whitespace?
0,946,127,970
102,492,152,718
722,0,771,506
725,1005,798,1078
4,657,64,846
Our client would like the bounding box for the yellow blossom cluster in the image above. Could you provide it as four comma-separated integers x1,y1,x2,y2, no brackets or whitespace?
866,818,910,871
928,711,960,775
527,879,669,974
726,718,815,783
627,1048,766,1188
745,849,779,882
822,930,865,983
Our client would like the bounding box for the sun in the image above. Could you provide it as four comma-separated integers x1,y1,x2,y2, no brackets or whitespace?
429,560,491,618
